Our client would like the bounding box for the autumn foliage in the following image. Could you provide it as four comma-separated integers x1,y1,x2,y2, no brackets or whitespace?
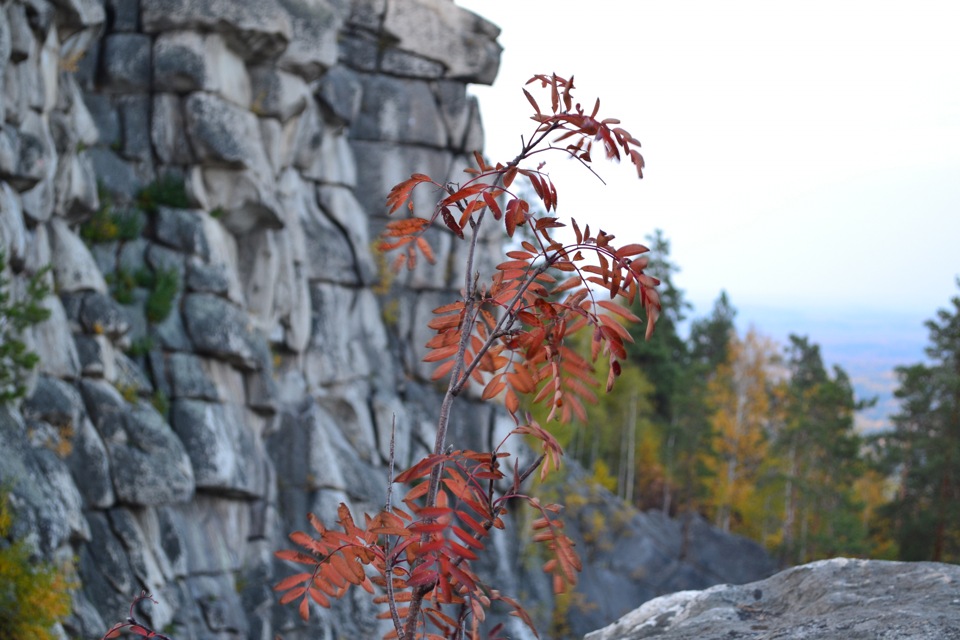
273,73,659,639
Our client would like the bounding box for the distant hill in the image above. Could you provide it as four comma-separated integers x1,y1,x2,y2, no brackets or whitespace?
727,303,929,433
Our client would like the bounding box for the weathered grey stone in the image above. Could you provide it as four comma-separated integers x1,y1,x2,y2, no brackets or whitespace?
37,26,59,113
347,0,385,30
380,48,446,79
185,92,269,176
154,32,252,107
166,352,219,401
62,74,101,147
353,75,446,147
25,290,82,379
586,558,960,640
382,0,501,84
6,3,31,62
142,0,293,60
0,123,50,190
259,116,284,177
86,147,142,198
0,183,26,263
151,93,194,164
66,417,115,508
170,399,267,496
74,333,117,379
145,242,186,281
0,406,89,552
236,227,281,331
350,139,453,217
305,285,391,389
185,260,231,296
106,508,176,630
49,217,109,293
316,64,362,124
155,207,211,260
249,65,309,121
79,379,195,505
276,167,353,287
286,99,323,176
276,0,344,80
115,350,153,392
54,151,100,220
80,512,140,624
316,184,376,281
49,0,106,33
434,80,476,150
200,167,284,234
17,112,56,210
149,290,192,351
82,92,120,148
105,0,139,31
183,293,261,370
23,375,85,431
152,31,206,92
75,290,132,339
3,59,31,127
101,33,152,92
117,93,152,161
337,30,379,73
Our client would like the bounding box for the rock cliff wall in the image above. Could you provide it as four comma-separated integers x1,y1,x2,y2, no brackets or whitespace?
0,1,772,639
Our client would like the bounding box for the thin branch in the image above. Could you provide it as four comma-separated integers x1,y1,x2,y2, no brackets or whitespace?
384,414,405,640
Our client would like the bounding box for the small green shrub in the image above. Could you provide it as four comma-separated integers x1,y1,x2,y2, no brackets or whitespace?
151,389,169,417
145,268,179,323
136,175,189,213
125,336,155,358
0,252,51,405
80,187,144,244
105,268,137,305
0,493,74,640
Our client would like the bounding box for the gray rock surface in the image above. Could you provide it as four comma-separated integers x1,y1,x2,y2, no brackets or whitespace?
585,558,960,640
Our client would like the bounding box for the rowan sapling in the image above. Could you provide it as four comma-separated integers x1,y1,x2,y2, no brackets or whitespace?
275,73,660,640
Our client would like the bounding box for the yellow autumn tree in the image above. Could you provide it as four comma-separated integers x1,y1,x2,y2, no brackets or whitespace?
704,329,780,537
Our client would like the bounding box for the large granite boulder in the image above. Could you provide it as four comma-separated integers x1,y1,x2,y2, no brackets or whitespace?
586,558,960,640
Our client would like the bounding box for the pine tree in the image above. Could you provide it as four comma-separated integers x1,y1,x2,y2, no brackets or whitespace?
876,282,960,562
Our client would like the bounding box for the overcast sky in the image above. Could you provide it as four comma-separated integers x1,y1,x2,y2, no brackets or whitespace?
457,0,960,340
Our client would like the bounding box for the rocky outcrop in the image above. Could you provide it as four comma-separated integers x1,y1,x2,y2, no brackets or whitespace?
0,0,775,638
555,465,776,638
586,558,960,640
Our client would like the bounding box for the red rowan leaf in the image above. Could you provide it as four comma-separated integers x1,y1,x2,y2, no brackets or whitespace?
503,166,518,188
416,236,436,263
452,525,485,549
483,191,503,220
597,300,641,323
275,549,317,565
441,207,464,239
522,88,541,116
274,572,312,592
280,586,306,605
299,594,310,620
431,358,456,380
386,174,433,213
423,344,458,362
395,455,445,484
307,586,330,608
447,539,479,561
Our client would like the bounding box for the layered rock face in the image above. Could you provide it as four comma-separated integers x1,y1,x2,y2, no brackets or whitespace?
0,1,507,638
0,1,774,639
585,558,960,640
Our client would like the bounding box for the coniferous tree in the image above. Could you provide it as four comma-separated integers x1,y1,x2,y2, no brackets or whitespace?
875,283,960,562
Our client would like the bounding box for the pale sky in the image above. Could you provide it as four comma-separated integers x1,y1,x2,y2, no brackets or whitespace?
457,0,960,336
